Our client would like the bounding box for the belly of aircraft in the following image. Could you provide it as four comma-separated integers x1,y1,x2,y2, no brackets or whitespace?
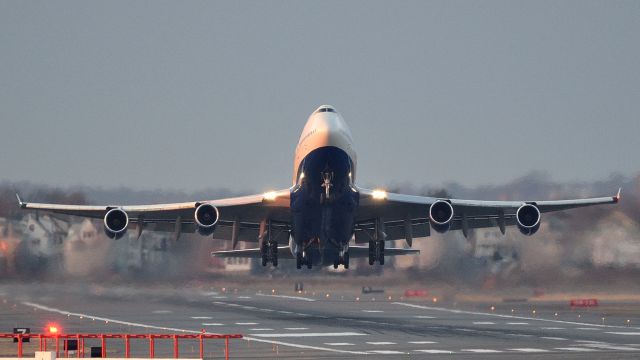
290,146,359,265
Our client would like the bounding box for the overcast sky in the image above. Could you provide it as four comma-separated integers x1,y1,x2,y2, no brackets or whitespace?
1,1,638,193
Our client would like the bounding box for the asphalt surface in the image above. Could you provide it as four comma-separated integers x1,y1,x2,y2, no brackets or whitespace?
1,282,640,359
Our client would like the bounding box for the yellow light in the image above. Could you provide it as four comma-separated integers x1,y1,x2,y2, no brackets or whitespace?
47,325,59,334
372,189,387,200
263,191,278,201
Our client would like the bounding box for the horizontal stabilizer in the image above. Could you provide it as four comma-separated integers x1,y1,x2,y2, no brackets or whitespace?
212,246,294,259
211,246,419,259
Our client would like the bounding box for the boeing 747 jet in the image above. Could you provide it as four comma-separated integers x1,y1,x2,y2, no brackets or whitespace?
18,105,620,269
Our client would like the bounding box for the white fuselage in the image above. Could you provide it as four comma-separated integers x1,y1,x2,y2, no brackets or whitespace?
293,105,357,185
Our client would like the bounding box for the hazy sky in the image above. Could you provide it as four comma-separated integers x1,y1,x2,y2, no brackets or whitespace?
1,1,638,193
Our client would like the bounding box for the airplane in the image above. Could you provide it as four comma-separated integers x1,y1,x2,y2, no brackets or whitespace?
17,105,621,269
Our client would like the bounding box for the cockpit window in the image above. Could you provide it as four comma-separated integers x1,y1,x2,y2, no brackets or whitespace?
317,108,336,113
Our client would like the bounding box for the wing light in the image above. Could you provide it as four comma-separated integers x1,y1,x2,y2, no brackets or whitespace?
614,188,622,203
372,189,387,200
263,191,278,201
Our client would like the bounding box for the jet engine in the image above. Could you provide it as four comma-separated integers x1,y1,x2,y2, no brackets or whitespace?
516,203,541,235
103,208,129,239
194,203,219,236
429,200,454,233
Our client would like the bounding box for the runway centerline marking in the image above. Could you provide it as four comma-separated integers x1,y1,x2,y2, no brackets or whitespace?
461,349,502,353
362,310,384,313
190,316,212,319
235,322,258,325
414,350,454,354
393,302,640,330
541,337,568,340
473,321,495,325
249,332,367,338
506,322,529,325
325,343,354,346
256,293,316,302
202,323,223,326
606,332,640,336
509,348,549,352
408,341,437,344
22,302,367,355
284,327,308,330
366,341,396,345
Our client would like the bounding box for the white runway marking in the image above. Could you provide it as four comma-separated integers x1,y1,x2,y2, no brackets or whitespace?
473,321,495,325
541,337,568,341
151,310,172,314
250,328,273,331
324,343,354,346
507,322,529,325
368,350,404,354
235,322,259,325
408,341,437,344
250,332,367,338
202,323,223,326
556,347,598,352
278,311,293,314
414,315,435,319
362,310,384,313
414,349,454,354
576,327,599,330
190,316,212,319
237,296,251,299
461,349,502,353
24,301,368,355
540,327,564,330
285,327,309,330
581,343,640,351
212,296,227,299
393,302,640,330
509,348,549,352
606,332,640,336
366,341,396,345
256,293,316,302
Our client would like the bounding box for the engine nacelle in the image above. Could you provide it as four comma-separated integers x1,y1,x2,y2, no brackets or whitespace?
194,203,219,236
516,203,541,236
429,200,454,233
104,208,129,239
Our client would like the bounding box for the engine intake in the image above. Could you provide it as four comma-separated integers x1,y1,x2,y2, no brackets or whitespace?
516,203,541,235
104,208,129,239
429,200,454,233
195,203,219,236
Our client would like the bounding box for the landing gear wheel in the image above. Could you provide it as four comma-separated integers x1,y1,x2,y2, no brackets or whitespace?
306,259,312,269
378,241,385,265
296,253,303,269
343,252,350,269
333,262,338,269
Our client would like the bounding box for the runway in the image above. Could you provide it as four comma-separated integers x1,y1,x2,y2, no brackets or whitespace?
2,282,640,359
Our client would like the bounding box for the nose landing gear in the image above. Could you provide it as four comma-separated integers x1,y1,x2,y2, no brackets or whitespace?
333,251,350,269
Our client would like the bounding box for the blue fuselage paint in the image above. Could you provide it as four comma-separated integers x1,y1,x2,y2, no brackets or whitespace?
290,146,359,265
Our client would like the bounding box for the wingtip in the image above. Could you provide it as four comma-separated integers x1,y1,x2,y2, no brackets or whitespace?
614,187,622,203
15,193,25,208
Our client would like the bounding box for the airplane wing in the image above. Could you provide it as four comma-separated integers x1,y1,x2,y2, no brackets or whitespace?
354,187,621,243
16,189,292,244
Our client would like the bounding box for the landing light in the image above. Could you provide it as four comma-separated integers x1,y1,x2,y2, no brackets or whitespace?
263,191,278,201
46,324,60,335
372,190,387,200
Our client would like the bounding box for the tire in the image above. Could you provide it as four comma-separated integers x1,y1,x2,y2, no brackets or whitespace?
369,257,375,266
261,257,267,267
273,257,278,267
379,256,385,266
344,253,350,269
296,254,302,269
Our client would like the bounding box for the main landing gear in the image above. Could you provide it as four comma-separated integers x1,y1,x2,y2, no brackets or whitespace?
261,241,278,267
368,240,384,265
333,252,350,269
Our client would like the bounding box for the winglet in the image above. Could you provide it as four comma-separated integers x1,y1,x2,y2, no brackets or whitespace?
613,188,622,203
16,193,26,208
